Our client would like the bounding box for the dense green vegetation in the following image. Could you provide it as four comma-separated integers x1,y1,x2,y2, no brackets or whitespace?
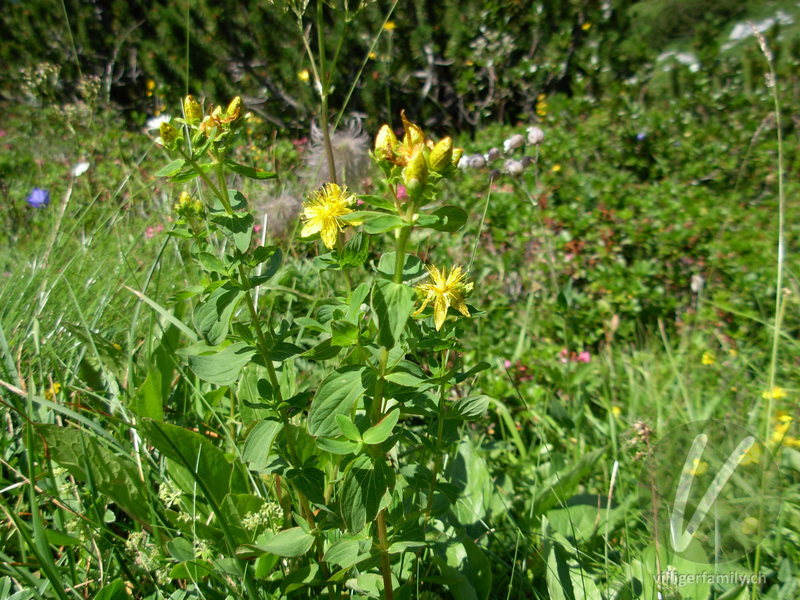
1,1,799,599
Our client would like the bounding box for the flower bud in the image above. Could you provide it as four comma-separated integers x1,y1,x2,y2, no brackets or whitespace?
401,110,425,148
429,136,453,173
527,126,544,145
158,121,179,146
467,154,486,169
199,115,216,136
503,134,525,153
504,159,524,177
184,95,202,123
451,147,464,167
485,147,501,163
403,148,428,197
225,96,243,122
178,190,192,209
374,124,398,160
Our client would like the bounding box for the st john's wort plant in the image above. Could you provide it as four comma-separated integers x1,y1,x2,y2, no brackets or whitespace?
135,98,493,598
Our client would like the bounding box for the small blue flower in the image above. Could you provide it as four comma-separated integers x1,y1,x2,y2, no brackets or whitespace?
636,132,647,141
26,188,50,208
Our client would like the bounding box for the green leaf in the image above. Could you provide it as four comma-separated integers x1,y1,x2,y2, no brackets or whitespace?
362,409,400,445
225,159,277,180
330,320,359,346
37,425,150,525
546,542,602,600
300,338,342,361
341,455,393,533
341,211,405,234
308,366,374,437
250,246,282,280
155,159,186,177
184,341,256,386
448,395,490,421
316,437,360,455
323,536,369,569
434,537,492,600
335,414,362,441
259,527,315,557
211,211,253,254
533,448,605,514
376,252,425,282
286,466,326,504
242,420,284,471
417,205,468,232
372,280,415,349
131,366,164,421
94,579,129,600
193,286,244,346
339,231,370,267
139,420,247,507
357,194,396,211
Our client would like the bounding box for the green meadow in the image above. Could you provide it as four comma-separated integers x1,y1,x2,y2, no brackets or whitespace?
1,1,798,598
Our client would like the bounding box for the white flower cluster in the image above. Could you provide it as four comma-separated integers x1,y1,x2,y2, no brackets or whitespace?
458,125,544,177
242,501,283,530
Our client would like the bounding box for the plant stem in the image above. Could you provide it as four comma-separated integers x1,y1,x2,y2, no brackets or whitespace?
377,510,395,600
316,0,337,184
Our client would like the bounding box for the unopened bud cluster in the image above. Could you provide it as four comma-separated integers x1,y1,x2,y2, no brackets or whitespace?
173,190,204,218
373,110,463,200
156,95,246,150
458,125,545,178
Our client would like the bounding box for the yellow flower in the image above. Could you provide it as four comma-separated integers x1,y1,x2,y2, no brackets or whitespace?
301,183,358,249
44,382,62,401
762,386,787,400
297,69,310,83
551,164,561,173
771,411,794,446
738,442,762,466
383,21,396,31
369,51,377,60
701,351,715,365
581,22,592,31
414,265,473,331
685,458,708,476
610,406,621,418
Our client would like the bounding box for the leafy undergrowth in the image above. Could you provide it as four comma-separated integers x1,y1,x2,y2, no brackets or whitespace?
1,61,799,600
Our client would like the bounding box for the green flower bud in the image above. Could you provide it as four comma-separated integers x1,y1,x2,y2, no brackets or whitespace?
429,136,453,173
374,124,398,161
225,96,243,122
158,121,179,147
184,95,202,123
403,148,428,197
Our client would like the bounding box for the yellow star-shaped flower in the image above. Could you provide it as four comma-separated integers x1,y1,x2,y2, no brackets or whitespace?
413,265,473,331
301,183,358,249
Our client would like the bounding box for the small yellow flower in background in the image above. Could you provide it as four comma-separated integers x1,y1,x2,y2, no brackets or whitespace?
771,410,794,446
414,265,474,331
685,458,708,476
368,51,377,60
551,164,561,173
297,69,310,83
581,22,592,31
762,386,788,400
701,351,716,365
383,21,396,31
44,382,62,401
738,442,762,466
728,348,738,357
740,516,760,536
610,406,621,418
146,79,156,97
301,183,358,249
